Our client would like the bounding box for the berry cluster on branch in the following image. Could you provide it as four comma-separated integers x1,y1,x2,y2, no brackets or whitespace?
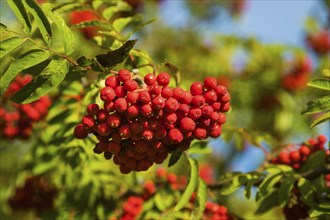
74,70,230,173
0,75,52,140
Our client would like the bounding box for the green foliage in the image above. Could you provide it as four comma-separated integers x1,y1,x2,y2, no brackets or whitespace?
0,37,25,59
7,0,31,33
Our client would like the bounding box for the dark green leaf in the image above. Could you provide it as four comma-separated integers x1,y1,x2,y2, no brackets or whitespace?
256,173,282,202
174,156,198,211
191,178,208,220
0,23,8,30
255,190,279,214
43,3,74,55
308,78,330,91
298,178,315,201
0,49,49,96
0,37,25,59
299,151,326,174
168,150,182,167
302,95,330,115
24,0,52,45
278,175,295,207
310,112,330,128
11,59,70,103
7,0,31,33
77,56,93,67
96,39,137,67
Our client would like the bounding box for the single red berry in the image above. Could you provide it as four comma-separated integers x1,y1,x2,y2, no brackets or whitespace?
82,115,95,129
151,140,166,153
97,122,112,136
164,98,179,113
190,82,204,95
97,109,108,122
292,163,301,169
161,86,173,99
220,93,231,103
204,76,217,90
214,85,227,97
148,117,162,131
193,127,207,140
218,112,226,124
167,128,183,144
212,102,221,111
118,69,132,82
209,123,222,138
119,164,131,174
141,129,154,141
191,95,205,107
137,159,152,171
146,147,157,160
290,151,301,163
220,102,231,112
135,140,149,153
104,101,115,112
156,167,167,178
173,87,185,101
204,90,217,104
127,105,140,119
165,112,177,124
188,108,202,120
115,86,127,98
139,90,152,104
123,79,138,91
87,103,99,116
181,91,193,104
143,180,156,195
300,145,310,156
118,124,131,139
199,117,211,128
108,141,121,154
156,72,171,86
167,173,177,184
69,10,100,39
114,98,128,113
278,152,291,164
201,105,213,118
180,117,196,132
125,159,138,170
74,124,88,139
130,121,143,134
100,87,115,102
151,96,166,110
105,75,120,88
127,91,139,104
111,132,122,143
107,113,121,128
141,104,153,117
144,73,157,85
317,135,327,144
154,126,167,140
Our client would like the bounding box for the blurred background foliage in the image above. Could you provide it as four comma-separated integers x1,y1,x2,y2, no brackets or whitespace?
0,0,329,219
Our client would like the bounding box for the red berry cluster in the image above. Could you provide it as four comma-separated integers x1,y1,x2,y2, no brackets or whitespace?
0,75,52,140
74,69,230,173
8,176,57,214
271,135,327,169
69,10,100,39
120,196,144,220
203,202,233,220
306,29,330,55
281,56,312,91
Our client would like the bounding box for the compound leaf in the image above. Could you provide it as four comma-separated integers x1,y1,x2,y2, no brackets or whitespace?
308,78,330,91
7,0,31,33
0,37,25,59
302,95,330,115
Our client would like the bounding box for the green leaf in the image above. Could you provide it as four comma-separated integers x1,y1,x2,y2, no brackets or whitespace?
302,95,330,115
23,0,52,45
113,17,133,33
256,173,282,202
11,59,70,103
0,37,25,59
310,112,330,128
126,18,157,39
96,39,137,67
299,151,326,174
255,190,279,214
191,178,208,220
130,49,153,63
0,49,49,96
168,150,182,167
278,175,295,207
298,178,315,201
308,78,330,91
7,0,31,33
174,156,198,211
154,190,175,211
43,3,74,55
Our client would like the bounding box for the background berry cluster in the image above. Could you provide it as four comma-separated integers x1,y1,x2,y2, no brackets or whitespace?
0,75,52,140
74,69,230,173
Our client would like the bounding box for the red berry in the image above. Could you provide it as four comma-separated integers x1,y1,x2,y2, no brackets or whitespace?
190,82,204,95
180,117,196,132
137,159,152,171
108,141,121,154
141,129,154,141
114,98,128,113
165,112,177,124
127,105,140,118
193,128,207,140
201,105,213,118
148,118,162,131
149,84,162,96
214,85,227,97
118,69,132,82
164,98,179,113
173,87,185,101
87,103,99,116
97,122,112,136
191,95,205,107
167,129,183,144
118,124,131,139
100,87,115,102
97,109,108,122
209,123,222,138
290,151,301,163
299,145,310,156
188,108,202,120
107,113,121,128
199,117,211,128
212,102,221,111
104,101,115,112
151,140,166,153
69,10,100,38
127,91,139,104
181,91,193,104
139,90,152,104
119,164,131,174
218,113,226,124
82,115,95,129
141,104,153,117
144,73,156,85
161,86,173,99
126,159,138,170
154,126,167,140
204,90,217,104
130,121,143,134
115,86,127,98
74,124,88,139
105,76,120,88
135,140,149,153
204,76,217,90
123,79,138,91
156,72,171,86
317,135,327,144
278,152,291,164
151,96,166,110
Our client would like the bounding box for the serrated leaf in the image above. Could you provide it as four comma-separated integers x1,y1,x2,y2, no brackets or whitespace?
310,112,330,128
11,59,69,103
191,178,208,220
23,0,52,45
168,150,182,167
302,95,330,115
0,49,49,96
255,190,279,214
174,156,198,211
7,0,31,33
278,175,295,207
0,37,25,59
96,39,137,67
308,78,330,91
43,3,74,55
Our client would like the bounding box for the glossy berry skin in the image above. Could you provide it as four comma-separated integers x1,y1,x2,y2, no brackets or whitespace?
180,117,196,132
105,76,120,88
87,103,99,116
118,69,132,82
204,76,218,90
156,72,171,86
100,87,115,102
190,82,204,95
74,124,88,139
167,129,183,144
144,73,156,85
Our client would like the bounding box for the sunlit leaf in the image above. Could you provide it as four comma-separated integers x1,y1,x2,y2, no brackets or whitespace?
0,37,25,59
310,111,330,128
11,59,70,103
302,95,330,115
191,178,208,220
0,49,49,96
7,0,31,33
308,78,330,91
278,175,295,207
